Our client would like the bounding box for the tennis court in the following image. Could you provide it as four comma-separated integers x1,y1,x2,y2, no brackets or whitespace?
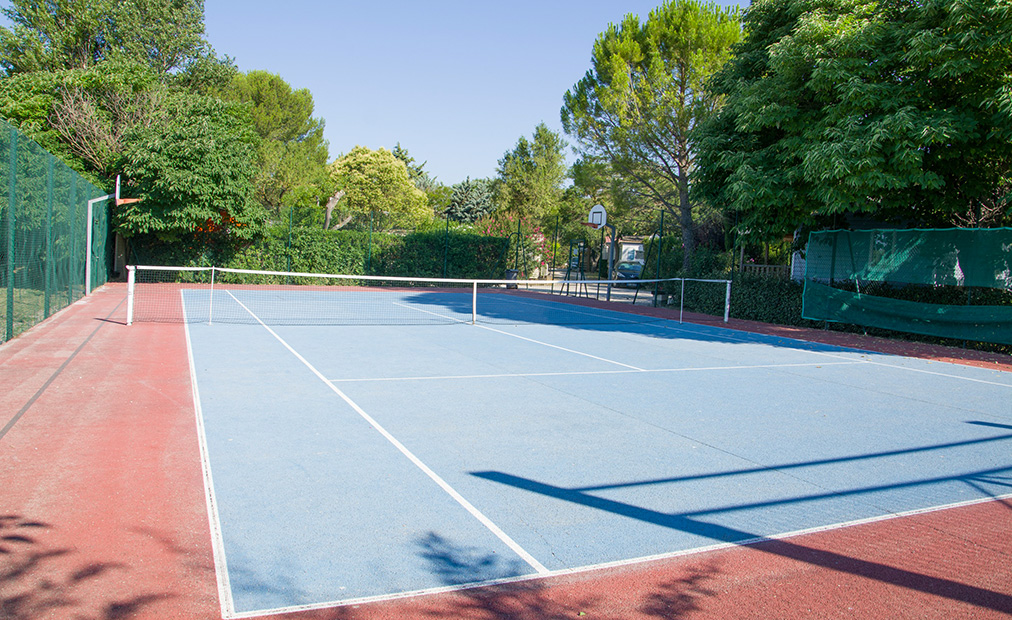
169,282,1012,617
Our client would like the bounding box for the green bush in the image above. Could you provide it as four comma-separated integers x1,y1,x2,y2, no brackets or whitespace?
219,225,507,279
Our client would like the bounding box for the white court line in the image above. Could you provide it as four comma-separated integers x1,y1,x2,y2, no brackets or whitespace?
228,490,1012,619
328,361,864,383
226,292,550,578
393,300,645,371
181,292,235,619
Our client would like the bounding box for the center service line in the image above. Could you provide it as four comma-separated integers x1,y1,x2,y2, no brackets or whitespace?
227,292,550,575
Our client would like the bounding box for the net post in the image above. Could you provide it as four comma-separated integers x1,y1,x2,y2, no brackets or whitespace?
471,280,477,325
208,267,215,325
724,279,731,323
679,278,685,323
126,266,135,325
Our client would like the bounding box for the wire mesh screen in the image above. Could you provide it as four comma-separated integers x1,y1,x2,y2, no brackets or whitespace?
0,119,108,342
802,228,1012,344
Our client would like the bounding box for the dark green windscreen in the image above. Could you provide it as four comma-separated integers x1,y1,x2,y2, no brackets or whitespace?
802,229,1012,344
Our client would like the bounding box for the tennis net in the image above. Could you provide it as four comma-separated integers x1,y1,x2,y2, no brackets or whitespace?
126,265,731,326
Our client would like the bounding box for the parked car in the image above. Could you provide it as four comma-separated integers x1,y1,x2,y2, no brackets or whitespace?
615,261,644,287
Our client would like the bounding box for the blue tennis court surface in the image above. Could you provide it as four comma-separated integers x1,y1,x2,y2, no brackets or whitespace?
182,289,1012,617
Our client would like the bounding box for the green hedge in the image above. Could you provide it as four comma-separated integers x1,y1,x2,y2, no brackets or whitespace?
130,225,510,280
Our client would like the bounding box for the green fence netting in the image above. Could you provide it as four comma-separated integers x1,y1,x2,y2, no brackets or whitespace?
802,228,1012,345
0,119,108,343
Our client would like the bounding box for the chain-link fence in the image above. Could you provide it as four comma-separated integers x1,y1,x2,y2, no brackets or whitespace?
1,119,109,343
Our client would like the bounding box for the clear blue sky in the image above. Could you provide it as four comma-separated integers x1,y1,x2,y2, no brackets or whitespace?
205,1,748,186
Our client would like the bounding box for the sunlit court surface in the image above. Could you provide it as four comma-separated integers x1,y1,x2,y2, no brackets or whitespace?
2,282,1011,620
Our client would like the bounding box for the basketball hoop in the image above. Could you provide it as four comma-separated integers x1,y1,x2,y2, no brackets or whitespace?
582,221,602,230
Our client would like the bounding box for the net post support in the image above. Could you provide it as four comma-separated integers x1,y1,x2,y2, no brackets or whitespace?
208,267,215,325
679,278,685,323
126,266,135,325
471,281,477,325
724,279,731,323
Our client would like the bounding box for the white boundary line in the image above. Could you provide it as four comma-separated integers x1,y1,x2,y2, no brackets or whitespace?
328,361,865,383
181,291,235,618
229,491,1012,618
477,324,645,370
392,301,644,371
225,291,549,577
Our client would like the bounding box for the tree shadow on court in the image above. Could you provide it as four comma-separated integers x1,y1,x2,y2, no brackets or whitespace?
0,514,172,620
409,531,723,619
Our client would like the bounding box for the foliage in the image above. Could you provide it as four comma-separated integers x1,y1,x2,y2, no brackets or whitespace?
561,0,741,271
473,212,551,277
495,122,568,220
219,70,331,217
392,142,438,191
118,91,264,244
695,0,1012,238
0,60,164,181
219,225,508,279
328,146,431,229
446,177,495,222
0,0,207,76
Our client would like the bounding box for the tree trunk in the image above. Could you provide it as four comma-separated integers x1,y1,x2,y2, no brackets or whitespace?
322,189,346,230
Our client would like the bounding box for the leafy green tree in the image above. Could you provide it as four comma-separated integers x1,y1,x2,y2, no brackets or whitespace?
328,146,430,230
447,177,495,222
219,71,331,218
0,0,208,76
118,91,264,244
495,122,567,220
561,0,741,271
392,143,436,188
695,0,1012,237
0,59,162,180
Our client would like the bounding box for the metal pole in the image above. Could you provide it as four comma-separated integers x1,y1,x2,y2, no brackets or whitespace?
679,278,685,323
126,265,135,325
5,127,16,341
443,214,450,278
471,281,477,324
514,218,521,272
208,267,215,325
551,215,559,280
44,154,54,318
654,210,664,306
724,279,732,323
287,205,293,274
605,223,616,302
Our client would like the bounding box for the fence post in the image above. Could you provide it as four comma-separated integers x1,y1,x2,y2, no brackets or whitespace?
68,177,77,305
724,280,732,323
5,127,17,341
44,154,54,318
654,210,664,307
442,214,450,278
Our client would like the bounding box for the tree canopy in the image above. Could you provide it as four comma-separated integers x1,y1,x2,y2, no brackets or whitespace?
495,122,567,220
219,70,331,219
562,0,741,270
447,177,495,222
0,0,208,76
329,146,430,229
695,0,1012,237
118,91,263,244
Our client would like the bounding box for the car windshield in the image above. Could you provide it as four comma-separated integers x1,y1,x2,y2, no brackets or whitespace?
616,262,641,271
